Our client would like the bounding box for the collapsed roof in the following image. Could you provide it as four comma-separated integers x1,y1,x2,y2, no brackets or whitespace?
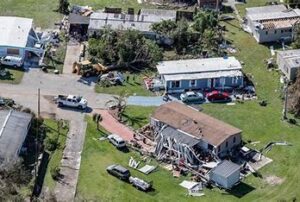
152,102,242,147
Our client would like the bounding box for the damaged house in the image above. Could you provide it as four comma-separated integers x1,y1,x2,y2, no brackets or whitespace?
0,16,45,66
152,102,242,166
88,9,176,42
245,5,300,43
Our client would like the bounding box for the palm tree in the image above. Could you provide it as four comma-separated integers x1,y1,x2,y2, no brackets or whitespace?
105,92,127,121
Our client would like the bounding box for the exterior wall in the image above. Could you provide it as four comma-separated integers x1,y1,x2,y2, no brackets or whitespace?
215,133,242,157
0,46,25,59
165,76,244,93
256,27,293,43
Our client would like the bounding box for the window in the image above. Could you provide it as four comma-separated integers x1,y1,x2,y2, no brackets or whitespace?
232,77,238,85
266,31,268,35
190,80,196,87
171,81,180,88
281,30,284,33
274,30,277,34
289,29,292,32
233,137,236,143
226,141,228,148
7,48,19,55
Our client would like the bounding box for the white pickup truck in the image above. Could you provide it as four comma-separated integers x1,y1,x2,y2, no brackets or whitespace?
56,95,88,109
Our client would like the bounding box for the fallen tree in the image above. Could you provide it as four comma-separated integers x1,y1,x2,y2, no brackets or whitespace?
88,28,163,70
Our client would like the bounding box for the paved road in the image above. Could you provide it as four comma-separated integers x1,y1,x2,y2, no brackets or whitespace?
0,44,113,202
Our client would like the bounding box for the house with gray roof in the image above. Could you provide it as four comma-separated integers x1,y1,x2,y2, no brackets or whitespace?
88,9,176,39
245,5,300,43
277,49,300,81
156,57,244,93
0,110,32,163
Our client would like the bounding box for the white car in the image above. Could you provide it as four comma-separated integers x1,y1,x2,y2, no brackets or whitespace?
0,56,23,68
56,95,88,109
180,91,204,102
107,134,126,148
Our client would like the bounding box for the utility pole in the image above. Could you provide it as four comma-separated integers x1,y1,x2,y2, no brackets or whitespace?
38,88,40,118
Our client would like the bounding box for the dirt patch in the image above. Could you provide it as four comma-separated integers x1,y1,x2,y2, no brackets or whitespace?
43,95,56,104
40,112,56,119
264,175,284,186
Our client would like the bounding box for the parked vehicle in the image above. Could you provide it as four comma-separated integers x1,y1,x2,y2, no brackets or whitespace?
0,56,23,68
129,176,152,192
206,90,231,102
107,134,126,148
56,95,88,109
180,91,204,102
106,164,131,181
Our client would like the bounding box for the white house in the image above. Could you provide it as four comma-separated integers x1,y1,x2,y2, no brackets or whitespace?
156,57,244,93
245,5,300,43
0,16,44,65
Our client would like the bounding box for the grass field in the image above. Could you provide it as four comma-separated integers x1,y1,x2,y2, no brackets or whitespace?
43,119,69,190
0,0,151,28
122,105,156,129
200,18,300,201
0,66,24,84
95,72,155,96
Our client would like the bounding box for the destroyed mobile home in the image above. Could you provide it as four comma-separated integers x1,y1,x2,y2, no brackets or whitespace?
133,102,276,190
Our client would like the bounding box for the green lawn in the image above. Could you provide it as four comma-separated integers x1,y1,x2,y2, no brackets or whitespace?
95,72,155,96
200,19,300,201
0,0,152,28
43,119,69,190
0,66,24,84
122,106,156,129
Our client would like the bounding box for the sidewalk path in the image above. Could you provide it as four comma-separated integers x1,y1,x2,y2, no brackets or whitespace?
95,109,135,141
63,43,81,74
54,117,87,202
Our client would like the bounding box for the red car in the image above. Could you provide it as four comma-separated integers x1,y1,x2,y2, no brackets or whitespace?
206,90,231,102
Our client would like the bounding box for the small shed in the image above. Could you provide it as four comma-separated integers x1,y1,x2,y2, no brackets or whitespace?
209,160,240,189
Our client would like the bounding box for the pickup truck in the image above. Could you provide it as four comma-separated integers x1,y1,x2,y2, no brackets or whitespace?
56,95,88,109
